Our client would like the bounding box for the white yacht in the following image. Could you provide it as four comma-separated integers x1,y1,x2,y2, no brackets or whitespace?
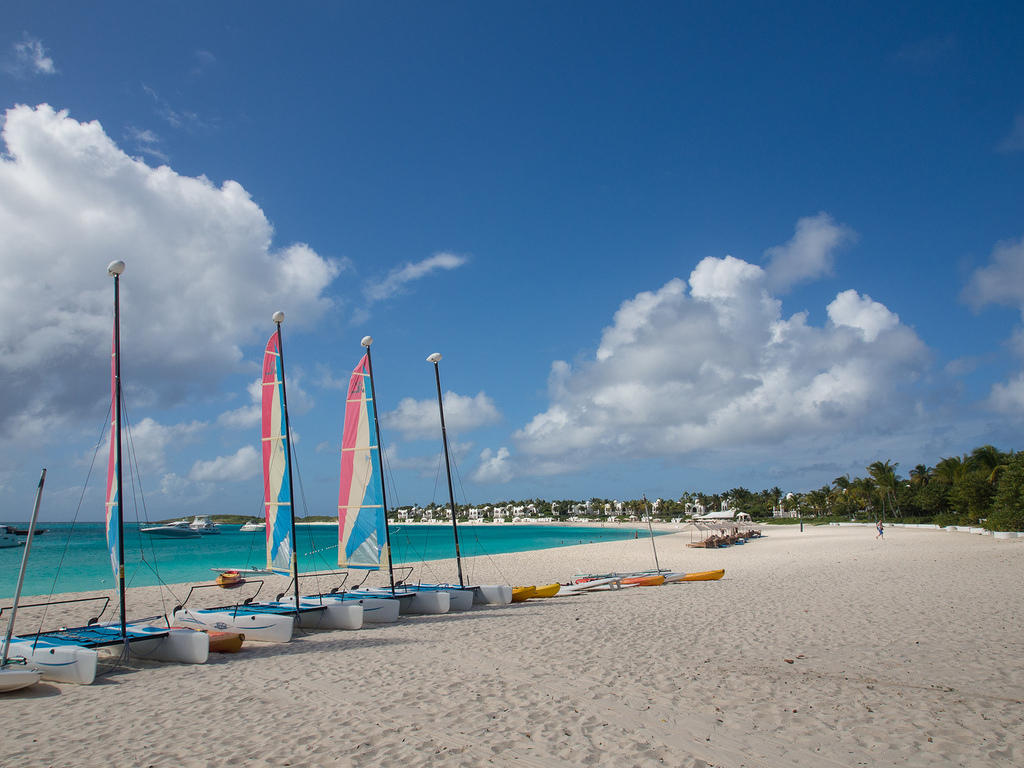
188,515,220,534
140,520,200,538
239,520,266,532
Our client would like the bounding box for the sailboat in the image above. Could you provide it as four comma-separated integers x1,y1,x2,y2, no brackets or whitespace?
0,470,46,692
370,352,511,609
172,312,362,639
5,261,208,684
331,338,448,615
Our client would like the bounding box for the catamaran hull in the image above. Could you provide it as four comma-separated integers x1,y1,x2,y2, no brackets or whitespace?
282,595,400,624
0,666,42,691
354,588,449,615
472,584,513,605
293,602,363,631
118,624,209,664
5,638,99,685
171,608,294,643
408,586,474,611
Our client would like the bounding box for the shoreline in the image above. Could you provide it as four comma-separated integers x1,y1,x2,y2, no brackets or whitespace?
5,525,1021,767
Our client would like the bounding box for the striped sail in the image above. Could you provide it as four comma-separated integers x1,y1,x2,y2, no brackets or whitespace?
262,332,293,575
104,327,120,581
338,354,387,569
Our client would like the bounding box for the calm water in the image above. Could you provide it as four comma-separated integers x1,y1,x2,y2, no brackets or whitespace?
0,522,662,600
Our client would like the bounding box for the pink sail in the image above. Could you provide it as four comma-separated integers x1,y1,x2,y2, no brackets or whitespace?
262,331,293,574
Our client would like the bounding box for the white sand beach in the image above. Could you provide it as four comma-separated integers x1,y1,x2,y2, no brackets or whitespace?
4,524,1022,767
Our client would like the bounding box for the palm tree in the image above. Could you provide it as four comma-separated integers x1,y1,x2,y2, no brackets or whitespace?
909,464,931,487
868,460,900,519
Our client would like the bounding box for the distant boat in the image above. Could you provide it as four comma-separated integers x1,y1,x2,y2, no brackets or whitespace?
141,520,200,538
187,515,220,534
239,520,265,532
0,525,23,549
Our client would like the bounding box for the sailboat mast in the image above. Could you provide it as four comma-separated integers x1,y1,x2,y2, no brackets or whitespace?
361,337,397,594
427,353,464,588
273,312,302,611
109,260,127,639
1,469,46,667
643,495,661,573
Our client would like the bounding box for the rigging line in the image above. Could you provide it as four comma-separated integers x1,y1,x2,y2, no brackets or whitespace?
33,402,111,641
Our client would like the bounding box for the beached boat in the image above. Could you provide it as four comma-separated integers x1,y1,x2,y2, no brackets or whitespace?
532,583,561,598
621,574,666,587
676,569,725,581
511,586,537,602
7,262,208,684
173,314,361,638
0,470,47,692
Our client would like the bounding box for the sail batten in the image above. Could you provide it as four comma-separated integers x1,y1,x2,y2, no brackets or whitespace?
338,355,387,570
262,333,293,575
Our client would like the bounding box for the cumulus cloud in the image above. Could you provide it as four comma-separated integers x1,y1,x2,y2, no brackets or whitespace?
497,232,928,481
364,252,467,303
123,417,205,474
6,36,56,76
764,213,854,292
189,445,259,483
384,391,500,440
963,237,1024,414
0,104,340,443
473,446,513,483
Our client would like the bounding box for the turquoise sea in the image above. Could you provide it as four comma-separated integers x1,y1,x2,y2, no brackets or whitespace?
0,522,663,600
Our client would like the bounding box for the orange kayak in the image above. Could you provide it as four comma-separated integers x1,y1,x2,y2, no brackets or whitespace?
207,631,245,653
677,569,725,582
621,574,666,587
531,583,561,598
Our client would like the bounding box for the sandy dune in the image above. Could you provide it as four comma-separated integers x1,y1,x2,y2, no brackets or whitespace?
4,524,1022,767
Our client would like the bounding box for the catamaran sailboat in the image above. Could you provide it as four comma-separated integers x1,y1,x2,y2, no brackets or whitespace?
5,261,207,684
172,313,362,639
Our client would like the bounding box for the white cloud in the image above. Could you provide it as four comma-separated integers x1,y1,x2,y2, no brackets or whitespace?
473,446,513,483
6,36,56,76
964,237,1024,415
502,238,928,480
189,445,259,483
384,391,500,439
827,289,900,342
962,237,1024,309
0,104,340,442
124,417,205,474
764,213,854,292
364,252,467,302
218,379,262,428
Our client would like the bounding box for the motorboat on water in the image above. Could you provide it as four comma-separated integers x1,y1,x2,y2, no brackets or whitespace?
239,520,265,532
140,520,200,538
187,516,220,534
0,525,24,548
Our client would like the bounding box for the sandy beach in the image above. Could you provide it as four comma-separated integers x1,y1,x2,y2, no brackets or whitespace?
3,524,1022,767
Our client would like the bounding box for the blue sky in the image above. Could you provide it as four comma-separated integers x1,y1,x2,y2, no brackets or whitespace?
1,1,1023,521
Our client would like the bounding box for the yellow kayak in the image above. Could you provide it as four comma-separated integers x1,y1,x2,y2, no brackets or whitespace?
531,583,561,598
677,569,725,582
512,586,537,602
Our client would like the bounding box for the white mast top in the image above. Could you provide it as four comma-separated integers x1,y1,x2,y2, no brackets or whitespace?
361,335,373,347
107,260,125,276
427,353,442,363
272,311,285,324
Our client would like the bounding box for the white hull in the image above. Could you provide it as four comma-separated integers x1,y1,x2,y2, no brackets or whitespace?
288,601,363,631
282,595,400,624
172,607,294,643
117,624,209,664
559,577,623,594
355,588,450,615
472,584,513,605
5,637,99,685
413,586,474,611
0,665,42,691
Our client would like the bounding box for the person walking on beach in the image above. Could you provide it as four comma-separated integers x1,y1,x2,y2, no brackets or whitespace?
876,521,884,539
